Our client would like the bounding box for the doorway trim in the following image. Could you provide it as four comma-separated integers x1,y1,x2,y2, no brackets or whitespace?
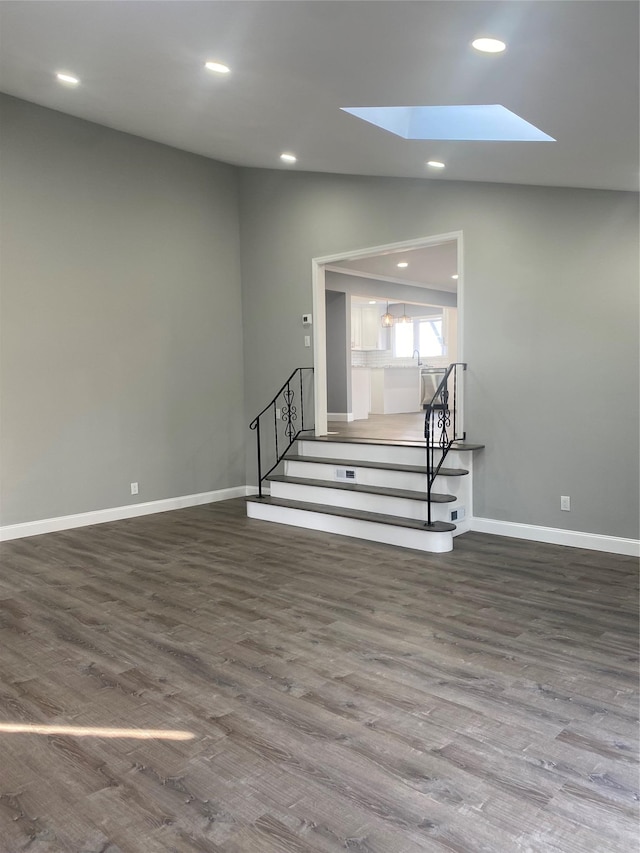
311,230,464,436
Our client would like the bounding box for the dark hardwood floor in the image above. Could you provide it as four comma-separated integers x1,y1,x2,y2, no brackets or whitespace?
0,499,637,852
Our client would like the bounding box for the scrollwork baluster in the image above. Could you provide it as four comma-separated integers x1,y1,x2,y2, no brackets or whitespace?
281,387,298,440
249,367,314,497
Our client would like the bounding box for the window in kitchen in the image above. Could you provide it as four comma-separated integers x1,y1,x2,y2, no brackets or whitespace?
393,315,445,358
393,321,414,357
419,317,444,357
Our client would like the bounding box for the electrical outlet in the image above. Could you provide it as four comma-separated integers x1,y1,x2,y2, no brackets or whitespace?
304,335,311,347
560,495,570,511
131,482,139,495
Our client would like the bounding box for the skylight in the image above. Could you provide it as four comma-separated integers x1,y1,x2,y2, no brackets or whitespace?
341,105,555,142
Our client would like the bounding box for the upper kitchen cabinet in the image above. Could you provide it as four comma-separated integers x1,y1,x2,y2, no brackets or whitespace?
351,302,382,350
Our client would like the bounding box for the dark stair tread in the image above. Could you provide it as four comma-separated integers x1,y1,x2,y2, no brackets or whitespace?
247,496,456,533
305,435,484,452
285,454,468,477
267,474,456,503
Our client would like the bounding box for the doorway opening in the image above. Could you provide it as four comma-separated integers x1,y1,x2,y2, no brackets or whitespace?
311,231,463,442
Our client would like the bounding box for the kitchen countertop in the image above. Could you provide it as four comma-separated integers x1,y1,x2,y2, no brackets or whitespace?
352,364,422,369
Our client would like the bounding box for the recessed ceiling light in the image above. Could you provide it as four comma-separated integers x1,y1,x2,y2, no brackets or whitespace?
280,153,297,163
426,160,445,169
451,274,459,280
472,37,506,54
397,262,409,268
56,72,79,86
368,300,377,304
204,61,230,74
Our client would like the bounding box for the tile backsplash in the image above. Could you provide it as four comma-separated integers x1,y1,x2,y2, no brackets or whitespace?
351,350,450,369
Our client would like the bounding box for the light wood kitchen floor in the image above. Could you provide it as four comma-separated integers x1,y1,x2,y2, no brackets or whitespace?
0,499,637,852
327,412,427,443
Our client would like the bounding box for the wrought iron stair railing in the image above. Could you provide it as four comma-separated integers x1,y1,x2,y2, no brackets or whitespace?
249,367,314,498
249,363,464,530
424,362,467,526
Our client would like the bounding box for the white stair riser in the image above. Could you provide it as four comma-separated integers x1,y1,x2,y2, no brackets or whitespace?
269,480,454,523
297,439,467,469
247,501,453,553
284,459,465,496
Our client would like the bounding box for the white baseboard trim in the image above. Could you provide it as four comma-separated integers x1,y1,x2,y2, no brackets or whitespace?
327,412,355,422
0,486,252,542
5,497,636,557
470,517,640,557
452,518,472,537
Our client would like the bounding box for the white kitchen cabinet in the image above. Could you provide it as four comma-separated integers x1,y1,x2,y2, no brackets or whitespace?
351,303,381,350
370,368,422,414
361,305,380,349
351,368,371,420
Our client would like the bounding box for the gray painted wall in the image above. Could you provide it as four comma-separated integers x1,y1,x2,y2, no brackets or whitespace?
239,169,639,539
0,95,245,525
2,95,638,542
325,290,349,414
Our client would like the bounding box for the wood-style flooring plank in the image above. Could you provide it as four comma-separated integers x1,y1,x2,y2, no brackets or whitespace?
0,497,637,852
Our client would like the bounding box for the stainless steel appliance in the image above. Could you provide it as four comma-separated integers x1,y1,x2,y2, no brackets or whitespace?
420,367,447,408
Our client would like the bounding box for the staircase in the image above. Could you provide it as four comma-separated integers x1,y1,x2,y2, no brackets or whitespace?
246,364,483,554
246,436,482,553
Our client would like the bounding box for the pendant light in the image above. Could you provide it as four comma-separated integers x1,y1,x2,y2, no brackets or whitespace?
381,301,394,327
397,304,411,324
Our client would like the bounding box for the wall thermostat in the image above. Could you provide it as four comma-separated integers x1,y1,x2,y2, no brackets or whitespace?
302,313,312,325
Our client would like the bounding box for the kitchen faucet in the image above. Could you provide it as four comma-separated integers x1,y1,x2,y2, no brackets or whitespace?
412,349,422,366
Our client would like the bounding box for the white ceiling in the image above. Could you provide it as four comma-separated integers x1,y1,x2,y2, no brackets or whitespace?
328,241,458,290
0,1,638,191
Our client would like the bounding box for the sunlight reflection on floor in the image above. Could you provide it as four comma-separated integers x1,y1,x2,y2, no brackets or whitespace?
0,722,195,740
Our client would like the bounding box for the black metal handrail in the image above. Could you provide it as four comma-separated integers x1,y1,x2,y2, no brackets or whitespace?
424,362,467,526
249,367,314,497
